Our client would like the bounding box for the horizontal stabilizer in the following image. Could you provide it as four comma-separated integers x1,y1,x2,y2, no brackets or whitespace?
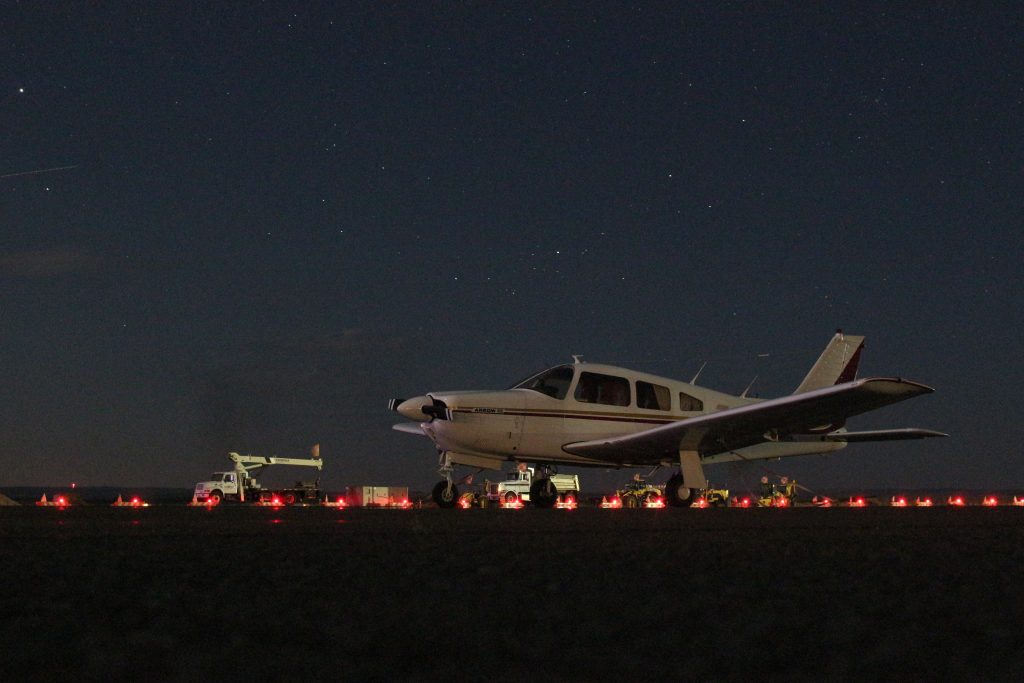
824,428,948,442
392,423,427,436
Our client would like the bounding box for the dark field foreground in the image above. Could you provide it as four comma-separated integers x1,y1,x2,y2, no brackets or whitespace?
3,506,1023,680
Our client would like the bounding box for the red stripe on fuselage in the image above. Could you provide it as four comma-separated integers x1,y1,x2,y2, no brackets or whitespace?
452,408,681,426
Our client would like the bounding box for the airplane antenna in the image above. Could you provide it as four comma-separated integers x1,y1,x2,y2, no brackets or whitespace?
690,362,707,384
740,375,758,398
571,354,584,364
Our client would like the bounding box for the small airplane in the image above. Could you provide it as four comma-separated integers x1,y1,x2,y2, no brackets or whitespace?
389,331,946,508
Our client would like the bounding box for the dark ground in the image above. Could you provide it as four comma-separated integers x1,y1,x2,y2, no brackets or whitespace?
3,506,1023,680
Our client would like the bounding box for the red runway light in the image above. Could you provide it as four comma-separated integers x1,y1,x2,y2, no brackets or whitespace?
693,497,709,509
847,497,866,507
556,495,578,510
1013,497,1024,507
734,497,751,508
915,497,933,507
948,496,965,507
891,497,908,507
982,496,998,507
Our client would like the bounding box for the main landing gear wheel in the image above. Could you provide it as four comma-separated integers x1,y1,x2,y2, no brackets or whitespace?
432,481,459,508
664,474,697,508
530,478,558,508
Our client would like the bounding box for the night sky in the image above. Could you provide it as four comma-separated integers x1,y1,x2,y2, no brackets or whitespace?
2,4,1021,491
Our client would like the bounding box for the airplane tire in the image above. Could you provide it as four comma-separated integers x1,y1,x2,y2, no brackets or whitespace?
432,481,459,509
530,478,557,508
664,475,696,508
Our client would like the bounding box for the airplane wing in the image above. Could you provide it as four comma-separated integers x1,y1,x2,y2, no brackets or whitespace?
562,377,942,463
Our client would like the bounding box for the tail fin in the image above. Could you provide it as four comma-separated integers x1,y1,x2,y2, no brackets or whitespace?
793,331,865,394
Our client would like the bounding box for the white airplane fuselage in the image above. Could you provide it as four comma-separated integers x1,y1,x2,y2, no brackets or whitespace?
399,362,846,471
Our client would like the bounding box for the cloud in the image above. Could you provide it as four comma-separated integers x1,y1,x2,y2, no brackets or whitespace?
0,247,105,278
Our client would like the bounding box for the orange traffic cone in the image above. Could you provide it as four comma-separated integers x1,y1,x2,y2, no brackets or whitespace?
113,495,123,506
38,494,47,506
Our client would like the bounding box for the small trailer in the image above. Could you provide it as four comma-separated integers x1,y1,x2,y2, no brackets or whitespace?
345,486,411,507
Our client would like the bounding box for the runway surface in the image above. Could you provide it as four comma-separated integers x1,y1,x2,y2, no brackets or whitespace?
3,506,1023,679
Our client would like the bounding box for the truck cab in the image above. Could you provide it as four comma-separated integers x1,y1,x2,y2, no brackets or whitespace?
194,472,243,503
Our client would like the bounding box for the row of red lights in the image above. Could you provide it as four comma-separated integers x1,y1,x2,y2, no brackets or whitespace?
32,493,1024,509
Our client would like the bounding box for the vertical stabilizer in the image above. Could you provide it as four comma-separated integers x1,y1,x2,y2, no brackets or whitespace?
793,331,865,394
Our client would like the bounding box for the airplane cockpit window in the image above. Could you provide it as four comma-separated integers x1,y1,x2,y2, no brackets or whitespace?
637,381,671,410
679,391,704,411
511,365,574,399
574,372,631,406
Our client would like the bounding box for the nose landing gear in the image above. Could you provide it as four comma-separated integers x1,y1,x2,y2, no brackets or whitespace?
432,451,459,508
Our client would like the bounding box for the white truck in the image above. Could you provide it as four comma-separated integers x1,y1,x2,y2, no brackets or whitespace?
486,467,581,506
193,450,323,505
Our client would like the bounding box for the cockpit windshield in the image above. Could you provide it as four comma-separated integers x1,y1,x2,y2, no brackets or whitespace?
510,365,574,399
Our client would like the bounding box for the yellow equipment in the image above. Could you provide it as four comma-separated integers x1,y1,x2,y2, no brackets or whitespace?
757,476,797,507
700,486,730,507
617,476,663,508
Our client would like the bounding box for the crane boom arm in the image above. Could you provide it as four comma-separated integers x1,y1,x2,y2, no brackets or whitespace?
228,452,324,472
